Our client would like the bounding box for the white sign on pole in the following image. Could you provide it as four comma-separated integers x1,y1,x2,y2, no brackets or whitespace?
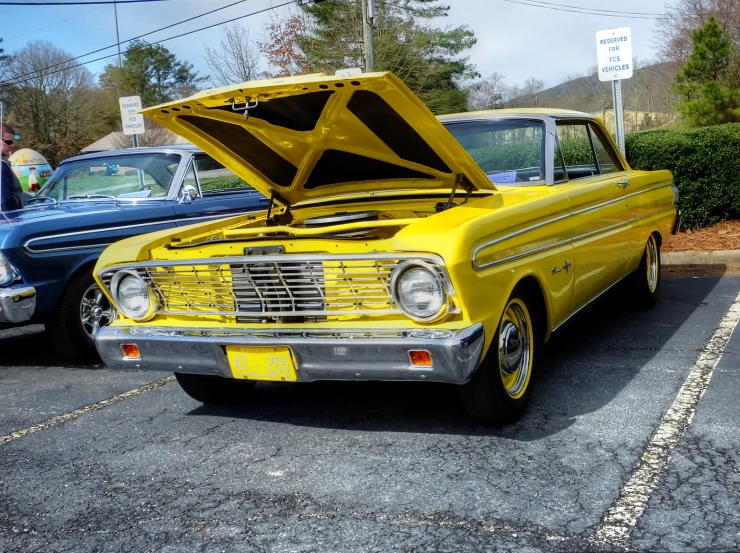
596,27,633,82
119,95,146,136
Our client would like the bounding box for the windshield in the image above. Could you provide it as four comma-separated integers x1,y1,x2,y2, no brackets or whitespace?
445,119,546,185
35,153,182,201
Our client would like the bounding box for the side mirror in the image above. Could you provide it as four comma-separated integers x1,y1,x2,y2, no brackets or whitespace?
179,184,198,204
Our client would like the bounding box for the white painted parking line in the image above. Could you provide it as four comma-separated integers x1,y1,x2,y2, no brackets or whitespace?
0,376,175,447
592,290,740,548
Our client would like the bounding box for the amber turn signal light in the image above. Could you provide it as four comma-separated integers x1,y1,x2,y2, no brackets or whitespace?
408,350,433,367
121,344,141,359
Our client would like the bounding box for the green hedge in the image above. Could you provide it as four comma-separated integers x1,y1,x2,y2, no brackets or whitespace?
626,124,740,229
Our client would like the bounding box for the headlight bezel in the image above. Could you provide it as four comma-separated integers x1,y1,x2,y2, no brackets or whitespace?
390,260,451,323
0,253,19,287
110,269,159,322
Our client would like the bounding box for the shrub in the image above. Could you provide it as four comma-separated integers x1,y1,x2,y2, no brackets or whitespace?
626,124,740,228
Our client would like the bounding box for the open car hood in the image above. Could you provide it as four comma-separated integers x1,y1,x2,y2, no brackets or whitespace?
142,72,496,206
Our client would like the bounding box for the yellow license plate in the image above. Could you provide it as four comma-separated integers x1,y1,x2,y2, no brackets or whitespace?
226,346,297,382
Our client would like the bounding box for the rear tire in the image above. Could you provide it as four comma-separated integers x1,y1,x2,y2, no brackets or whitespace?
630,233,661,309
45,270,116,362
175,373,255,405
459,285,540,425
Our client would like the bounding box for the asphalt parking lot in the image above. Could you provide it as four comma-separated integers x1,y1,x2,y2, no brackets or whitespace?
1,273,739,553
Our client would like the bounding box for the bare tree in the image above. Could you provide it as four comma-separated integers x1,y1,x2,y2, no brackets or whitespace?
3,40,101,164
559,72,584,110
521,77,545,107
204,24,261,87
468,72,506,110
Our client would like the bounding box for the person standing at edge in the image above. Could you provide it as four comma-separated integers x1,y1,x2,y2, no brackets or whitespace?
1,123,26,211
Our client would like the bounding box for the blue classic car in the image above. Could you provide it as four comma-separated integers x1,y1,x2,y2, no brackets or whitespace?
0,145,268,360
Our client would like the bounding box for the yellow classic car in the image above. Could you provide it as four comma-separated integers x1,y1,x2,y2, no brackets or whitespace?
93,72,679,424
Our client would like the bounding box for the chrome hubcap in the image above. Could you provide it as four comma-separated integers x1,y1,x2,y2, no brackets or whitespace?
499,301,531,398
646,236,658,293
500,322,523,376
80,283,116,339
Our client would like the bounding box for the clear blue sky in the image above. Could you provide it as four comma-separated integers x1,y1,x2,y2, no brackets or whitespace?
1,0,662,91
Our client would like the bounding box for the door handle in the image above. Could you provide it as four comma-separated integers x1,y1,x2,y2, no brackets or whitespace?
616,179,630,188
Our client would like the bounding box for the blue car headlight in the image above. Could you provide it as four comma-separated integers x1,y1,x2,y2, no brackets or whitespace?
0,253,18,286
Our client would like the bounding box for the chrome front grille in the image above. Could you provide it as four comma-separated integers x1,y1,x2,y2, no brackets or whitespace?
100,255,410,319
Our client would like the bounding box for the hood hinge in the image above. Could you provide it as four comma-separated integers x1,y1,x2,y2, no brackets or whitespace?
437,174,476,212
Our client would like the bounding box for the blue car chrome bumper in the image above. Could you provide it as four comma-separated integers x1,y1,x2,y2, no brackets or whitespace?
0,286,36,323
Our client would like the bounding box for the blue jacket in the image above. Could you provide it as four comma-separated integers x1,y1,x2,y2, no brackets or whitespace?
1,159,23,212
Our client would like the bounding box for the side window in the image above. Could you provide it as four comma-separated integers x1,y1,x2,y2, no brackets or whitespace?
194,156,253,194
556,123,598,181
589,123,622,174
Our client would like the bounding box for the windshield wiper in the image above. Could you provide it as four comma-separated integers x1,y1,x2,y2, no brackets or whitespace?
27,196,58,206
67,194,117,202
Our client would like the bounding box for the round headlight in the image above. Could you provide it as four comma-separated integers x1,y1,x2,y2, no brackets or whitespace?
111,271,158,321
392,263,446,321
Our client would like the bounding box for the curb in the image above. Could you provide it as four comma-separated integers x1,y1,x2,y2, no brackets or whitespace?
662,250,740,269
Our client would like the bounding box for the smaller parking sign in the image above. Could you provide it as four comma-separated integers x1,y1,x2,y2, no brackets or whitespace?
596,27,633,82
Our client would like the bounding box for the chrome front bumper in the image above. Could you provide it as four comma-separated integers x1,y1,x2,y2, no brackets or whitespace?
0,286,36,323
95,324,486,385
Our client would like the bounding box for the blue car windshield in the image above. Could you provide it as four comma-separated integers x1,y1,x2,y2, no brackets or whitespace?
445,119,546,185
36,153,182,201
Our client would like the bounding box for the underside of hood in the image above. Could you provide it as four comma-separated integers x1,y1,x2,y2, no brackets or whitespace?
142,72,496,206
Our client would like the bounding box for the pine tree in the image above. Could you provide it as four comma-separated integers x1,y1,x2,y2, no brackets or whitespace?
674,17,740,126
261,0,477,114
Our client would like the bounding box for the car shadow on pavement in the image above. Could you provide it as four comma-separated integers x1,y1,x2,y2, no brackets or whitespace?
0,324,103,369
187,271,730,439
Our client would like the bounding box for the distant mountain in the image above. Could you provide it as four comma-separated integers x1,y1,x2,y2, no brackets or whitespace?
509,62,678,119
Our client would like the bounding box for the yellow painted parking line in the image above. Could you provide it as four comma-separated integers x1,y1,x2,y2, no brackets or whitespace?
0,376,175,447
592,290,740,547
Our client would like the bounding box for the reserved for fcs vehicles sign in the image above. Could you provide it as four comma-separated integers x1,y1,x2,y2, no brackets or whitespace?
596,27,633,82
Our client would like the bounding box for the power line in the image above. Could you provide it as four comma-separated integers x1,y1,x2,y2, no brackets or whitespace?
0,0,168,5
503,0,740,20
2,0,296,88
502,0,664,19
1,0,254,86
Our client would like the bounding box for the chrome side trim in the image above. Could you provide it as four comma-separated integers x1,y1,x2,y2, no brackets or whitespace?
571,208,676,245
24,221,171,254
23,214,243,254
475,207,675,271
473,184,675,270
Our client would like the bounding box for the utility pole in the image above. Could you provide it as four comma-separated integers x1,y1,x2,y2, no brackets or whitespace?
361,0,375,72
114,0,122,66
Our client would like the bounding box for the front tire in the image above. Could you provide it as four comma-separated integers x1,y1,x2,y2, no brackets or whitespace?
45,270,117,362
459,285,540,425
175,373,255,405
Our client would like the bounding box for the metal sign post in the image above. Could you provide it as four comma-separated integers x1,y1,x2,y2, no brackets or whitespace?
596,27,633,156
612,80,626,155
